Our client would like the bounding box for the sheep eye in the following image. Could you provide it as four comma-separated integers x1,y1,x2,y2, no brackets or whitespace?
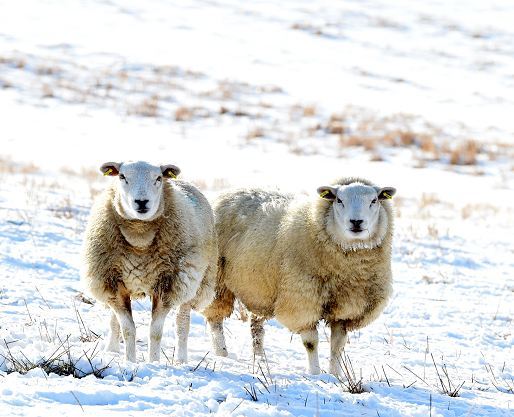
336,197,344,206
371,198,377,204
156,176,162,183
119,174,126,181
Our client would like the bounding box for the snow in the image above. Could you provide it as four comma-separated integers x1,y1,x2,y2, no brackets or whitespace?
1,1,513,416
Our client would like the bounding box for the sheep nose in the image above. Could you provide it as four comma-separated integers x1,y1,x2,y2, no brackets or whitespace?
134,199,149,210
350,219,363,228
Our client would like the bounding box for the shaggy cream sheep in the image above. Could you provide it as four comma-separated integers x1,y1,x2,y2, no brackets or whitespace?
82,161,217,363
203,177,396,375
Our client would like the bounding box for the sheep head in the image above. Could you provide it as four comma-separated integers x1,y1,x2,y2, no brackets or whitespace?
317,182,396,245
100,161,180,221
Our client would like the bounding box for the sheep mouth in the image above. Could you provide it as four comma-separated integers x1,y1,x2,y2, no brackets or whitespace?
350,228,364,233
136,208,149,214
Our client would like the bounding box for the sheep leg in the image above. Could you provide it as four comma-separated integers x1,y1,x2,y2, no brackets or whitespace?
207,319,228,357
106,310,121,353
175,303,191,363
250,314,265,357
300,327,321,375
203,284,235,357
108,290,136,362
329,320,348,377
149,294,172,362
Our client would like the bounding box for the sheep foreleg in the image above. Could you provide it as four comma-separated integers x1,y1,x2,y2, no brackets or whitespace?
300,327,321,375
106,310,121,353
149,294,172,362
329,320,348,377
250,314,265,357
108,290,136,362
175,303,191,363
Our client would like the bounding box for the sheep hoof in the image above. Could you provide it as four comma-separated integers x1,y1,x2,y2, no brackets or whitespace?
329,366,343,378
214,347,229,357
253,347,265,357
106,343,120,353
176,356,188,365
308,365,321,375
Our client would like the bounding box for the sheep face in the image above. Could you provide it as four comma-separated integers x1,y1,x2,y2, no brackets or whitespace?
100,161,180,221
317,183,396,242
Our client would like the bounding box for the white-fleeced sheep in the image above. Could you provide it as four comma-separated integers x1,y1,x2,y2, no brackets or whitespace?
203,177,395,375
82,161,217,363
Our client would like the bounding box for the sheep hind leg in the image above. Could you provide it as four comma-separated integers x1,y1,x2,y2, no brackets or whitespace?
207,319,228,357
250,314,265,358
300,326,321,375
329,320,348,377
106,310,121,353
203,285,235,357
149,294,172,363
175,303,191,364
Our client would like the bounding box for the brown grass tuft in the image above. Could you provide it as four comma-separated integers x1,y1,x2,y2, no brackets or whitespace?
41,84,54,98
450,140,479,165
175,106,193,121
420,193,440,208
0,157,40,174
247,126,265,140
129,95,159,117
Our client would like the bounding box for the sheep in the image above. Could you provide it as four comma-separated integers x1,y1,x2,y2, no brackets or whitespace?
203,177,396,376
82,161,217,363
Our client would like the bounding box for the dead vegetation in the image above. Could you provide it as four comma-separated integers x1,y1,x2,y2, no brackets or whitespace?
2,51,513,173
0,156,40,175
335,351,366,394
1,338,110,379
128,95,159,117
246,126,266,140
0,51,281,127
332,120,488,168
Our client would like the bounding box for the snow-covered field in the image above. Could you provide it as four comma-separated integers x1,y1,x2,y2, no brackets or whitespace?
1,1,513,416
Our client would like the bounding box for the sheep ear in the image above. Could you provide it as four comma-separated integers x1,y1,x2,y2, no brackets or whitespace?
317,186,337,201
377,187,396,200
100,162,120,176
161,164,181,179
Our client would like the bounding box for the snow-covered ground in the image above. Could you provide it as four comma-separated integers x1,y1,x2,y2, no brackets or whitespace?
1,1,513,416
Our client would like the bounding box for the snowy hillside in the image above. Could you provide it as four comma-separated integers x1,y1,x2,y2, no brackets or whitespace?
1,1,513,416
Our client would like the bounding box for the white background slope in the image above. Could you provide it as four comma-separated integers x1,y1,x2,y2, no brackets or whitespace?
0,1,513,416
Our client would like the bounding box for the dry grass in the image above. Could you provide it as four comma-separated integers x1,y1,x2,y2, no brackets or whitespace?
430,354,465,397
483,361,514,395
2,51,512,171
247,126,265,140
335,351,366,394
128,95,159,117
419,193,441,209
449,140,479,165
461,203,500,220
49,196,76,219
422,272,453,285
326,110,510,168
1,338,110,379
0,156,40,174
290,22,324,36
0,55,26,68
370,152,384,162
302,105,317,117
41,84,54,98
290,104,317,119
328,121,345,135
427,224,440,239
175,106,193,121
